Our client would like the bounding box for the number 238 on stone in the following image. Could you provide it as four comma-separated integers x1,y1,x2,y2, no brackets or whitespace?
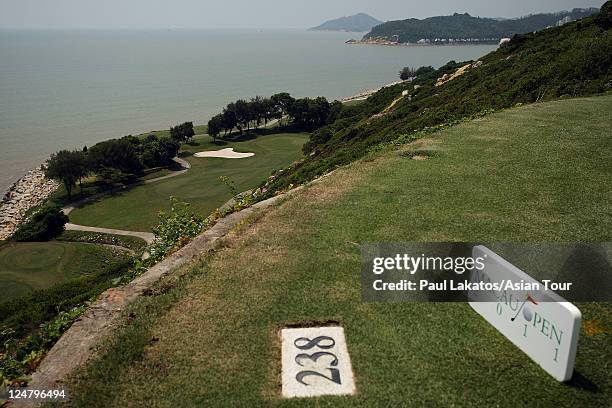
281,327,356,398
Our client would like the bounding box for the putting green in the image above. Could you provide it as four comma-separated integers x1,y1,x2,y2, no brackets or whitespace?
68,132,309,231
0,241,129,302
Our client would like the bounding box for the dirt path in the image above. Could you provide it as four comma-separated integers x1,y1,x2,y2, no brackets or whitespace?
369,93,407,122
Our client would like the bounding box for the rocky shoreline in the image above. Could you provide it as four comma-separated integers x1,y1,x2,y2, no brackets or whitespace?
0,166,59,241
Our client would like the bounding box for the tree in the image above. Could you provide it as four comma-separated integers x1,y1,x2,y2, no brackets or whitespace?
234,99,250,134
271,93,295,127
400,66,417,80
288,98,308,128
170,121,195,143
310,97,332,128
327,100,343,124
87,139,143,177
288,97,331,130
158,137,180,163
207,114,223,143
415,65,435,76
250,96,266,128
262,97,276,126
46,150,88,199
12,205,68,242
222,104,238,136
139,135,180,168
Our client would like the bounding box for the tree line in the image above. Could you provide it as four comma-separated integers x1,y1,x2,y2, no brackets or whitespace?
46,132,183,199
207,93,342,142
46,91,343,199
399,65,435,80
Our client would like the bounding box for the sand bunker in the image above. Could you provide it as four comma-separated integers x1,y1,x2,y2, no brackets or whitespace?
194,148,255,159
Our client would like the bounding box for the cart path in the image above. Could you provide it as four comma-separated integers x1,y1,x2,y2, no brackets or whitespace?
62,156,191,243
64,223,155,244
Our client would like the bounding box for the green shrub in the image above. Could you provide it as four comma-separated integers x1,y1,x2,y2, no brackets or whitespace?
0,258,132,385
415,65,435,77
1,305,87,387
149,198,208,260
87,138,143,175
11,206,68,242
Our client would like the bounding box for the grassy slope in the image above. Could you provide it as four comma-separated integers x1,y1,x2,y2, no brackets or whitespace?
64,95,611,407
68,132,309,231
0,242,129,302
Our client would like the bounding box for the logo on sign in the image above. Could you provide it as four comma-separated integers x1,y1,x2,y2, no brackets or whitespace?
468,246,581,382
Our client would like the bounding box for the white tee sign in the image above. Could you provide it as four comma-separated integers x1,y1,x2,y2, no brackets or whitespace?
281,326,356,398
468,246,581,382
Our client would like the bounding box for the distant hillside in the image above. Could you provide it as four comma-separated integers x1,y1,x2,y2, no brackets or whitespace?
266,3,612,193
310,13,383,32
361,8,599,44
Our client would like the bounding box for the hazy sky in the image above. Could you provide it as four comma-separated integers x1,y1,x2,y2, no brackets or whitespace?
0,0,605,29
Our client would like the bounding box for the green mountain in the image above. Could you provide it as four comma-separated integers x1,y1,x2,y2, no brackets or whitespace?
267,3,612,193
362,8,599,43
309,13,383,32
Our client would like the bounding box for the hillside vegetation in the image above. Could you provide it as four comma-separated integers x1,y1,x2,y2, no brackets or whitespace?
64,94,612,406
266,5,612,194
364,8,599,43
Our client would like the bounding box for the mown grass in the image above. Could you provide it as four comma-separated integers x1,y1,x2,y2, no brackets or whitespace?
68,132,309,231
63,95,611,407
49,162,182,209
0,242,131,302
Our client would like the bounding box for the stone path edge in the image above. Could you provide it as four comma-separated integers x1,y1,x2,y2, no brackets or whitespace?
21,187,302,404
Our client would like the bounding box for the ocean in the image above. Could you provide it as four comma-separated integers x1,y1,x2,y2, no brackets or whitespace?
0,29,496,193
